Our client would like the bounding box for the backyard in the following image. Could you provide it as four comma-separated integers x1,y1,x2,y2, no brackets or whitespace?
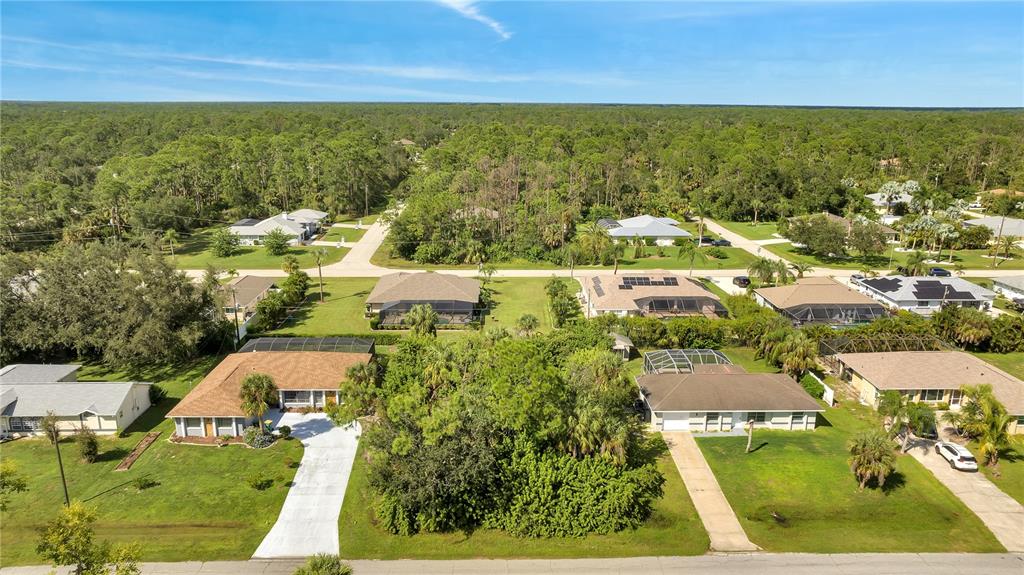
172,228,347,270
484,277,578,333
0,358,304,566
337,441,709,559
697,402,1004,553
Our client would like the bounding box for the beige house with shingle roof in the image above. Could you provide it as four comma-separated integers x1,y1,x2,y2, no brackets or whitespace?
580,271,725,319
366,272,482,326
167,351,371,438
836,351,1024,434
754,277,887,326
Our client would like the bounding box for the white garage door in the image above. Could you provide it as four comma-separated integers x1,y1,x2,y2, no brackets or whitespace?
661,412,689,431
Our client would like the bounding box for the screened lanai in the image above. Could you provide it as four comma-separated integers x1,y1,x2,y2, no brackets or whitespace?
782,303,888,326
643,349,733,374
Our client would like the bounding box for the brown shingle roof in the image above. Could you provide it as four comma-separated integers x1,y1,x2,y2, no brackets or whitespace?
637,372,823,413
755,277,881,309
837,351,1024,414
366,273,481,305
167,352,371,417
583,271,720,313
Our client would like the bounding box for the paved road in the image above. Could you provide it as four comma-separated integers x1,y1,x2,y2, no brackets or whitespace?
905,439,1024,553
662,432,758,552
252,414,360,559
5,554,1022,575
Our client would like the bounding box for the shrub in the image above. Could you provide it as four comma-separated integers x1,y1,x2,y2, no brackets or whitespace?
293,554,352,575
799,374,825,399
277,425,292,439
131,476,157,491
263,229,291,256
148,384,167,404
76,427,99,463
246,471,273,491
243,427,275,449
704,246,726,259
210,227,240,257
369,316,381,329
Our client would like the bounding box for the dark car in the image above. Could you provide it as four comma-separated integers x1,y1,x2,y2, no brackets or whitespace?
712,239,732,247
928,267,952,277
698,236,716,246
732,276,751,288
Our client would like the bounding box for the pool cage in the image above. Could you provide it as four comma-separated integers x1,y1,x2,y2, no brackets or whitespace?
643,349,733,375
239,337,375,354
782,304,888,326
377,300,483,327
641,297,728,319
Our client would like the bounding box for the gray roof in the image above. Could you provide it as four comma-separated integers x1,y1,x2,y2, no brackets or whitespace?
607,217,691,238
221,275,279,308
637,372,823,413
965,217,1024,238
0,382,148,417
857,276,994,303
366,273,481,305
994,276,1024,292
0,364,81,383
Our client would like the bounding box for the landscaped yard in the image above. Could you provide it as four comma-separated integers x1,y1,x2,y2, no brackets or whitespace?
172,228,347,270
0,358,304,566
321,226,367,243
337,440,709,559
697,402,1004,553
716,220,781,241
973,438,1024,506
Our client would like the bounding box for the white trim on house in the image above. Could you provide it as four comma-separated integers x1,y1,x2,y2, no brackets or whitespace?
652,410,818,432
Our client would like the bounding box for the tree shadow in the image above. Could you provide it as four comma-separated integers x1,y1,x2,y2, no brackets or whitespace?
95,447,130,463
880,471,907,494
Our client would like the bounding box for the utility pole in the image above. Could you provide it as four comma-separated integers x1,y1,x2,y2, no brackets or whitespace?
231,289,241,350
45,420,70,506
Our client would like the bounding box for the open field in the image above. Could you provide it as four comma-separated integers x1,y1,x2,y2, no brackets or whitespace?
716,220,781,241
973,438,1024,506
173,228,347,270
337,441,709,559
697,403,1004,553
0,358,304,566
321,227,367,243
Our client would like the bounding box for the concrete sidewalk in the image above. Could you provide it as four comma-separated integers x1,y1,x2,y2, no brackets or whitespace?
906,439,1024,552
662,432,759,552
4,554,1022,575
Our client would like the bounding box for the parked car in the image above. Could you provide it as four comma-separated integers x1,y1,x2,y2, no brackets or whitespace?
928,267,952,277
934,442,978,472
968,201,983,210
732,276,751,288
712,239,732,247
698,236,715,246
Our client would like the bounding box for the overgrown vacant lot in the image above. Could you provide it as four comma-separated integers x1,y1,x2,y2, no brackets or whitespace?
484,277,578,333
338,442,709,559
172,227,347,270
0,358,304,566
697,403,1004,553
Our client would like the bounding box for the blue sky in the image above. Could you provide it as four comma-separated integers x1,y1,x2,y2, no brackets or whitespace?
1,1,1021,106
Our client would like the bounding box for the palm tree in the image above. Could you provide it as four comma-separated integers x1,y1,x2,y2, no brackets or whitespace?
691,197,712,240
281,255,300,274
989,195,1019,269
240,373,278,433
776,332,818,377
848,429,897,490
631,235,645,259
516,314,539,336
756,326,790,361
903,250,928,276
747,257,776,286
750,198,766,226
608,242,626,274
789,262,813,279
974,407,1012,467
998,235,1018,265
314,248,328,303
577,222,611,264
403,303,438,337
677,240,697,277
773,259,793,285
162,229,179,258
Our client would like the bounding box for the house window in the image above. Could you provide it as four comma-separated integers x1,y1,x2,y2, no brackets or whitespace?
921,389,943,402
10,417,41,431
749,412,767,424
1017,415,1024,426
950,390,962,406
184,417,203,436
792,412,806,425
282,391,307,404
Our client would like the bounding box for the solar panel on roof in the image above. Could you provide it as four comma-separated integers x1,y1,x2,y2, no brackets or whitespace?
862,277,902,293
663,277,678,286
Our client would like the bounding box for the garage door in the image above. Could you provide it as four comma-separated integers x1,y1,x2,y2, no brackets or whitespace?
661,412,689,431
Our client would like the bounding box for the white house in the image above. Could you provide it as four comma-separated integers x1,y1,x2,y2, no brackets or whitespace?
964,216,1024,241
228,209,329,246
993,276,1024,303
598,215,691,246
0,363,81,383
0,379,151,437
852,275,994,316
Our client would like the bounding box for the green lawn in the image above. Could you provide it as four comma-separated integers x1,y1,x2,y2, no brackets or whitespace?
762,242,1024,272
0,357,304,566
172,228,347,270
335,213,380,225
716,220,781,241
964,279,1022,316
719,347,778,373
973,438,1024,506
971,352,1024,380
321,227,367,243
338,440,709,559
485,277,577,333
697,402,1004,553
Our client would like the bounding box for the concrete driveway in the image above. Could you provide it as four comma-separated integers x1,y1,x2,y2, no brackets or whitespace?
906,439,1024,552
252,413,360,558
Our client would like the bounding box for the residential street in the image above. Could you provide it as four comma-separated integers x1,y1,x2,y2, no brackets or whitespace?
905,439,1024,553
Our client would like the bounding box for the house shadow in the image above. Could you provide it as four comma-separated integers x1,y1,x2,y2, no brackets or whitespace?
814,412,834,428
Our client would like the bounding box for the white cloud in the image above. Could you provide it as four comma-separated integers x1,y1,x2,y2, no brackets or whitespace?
435,0,512,40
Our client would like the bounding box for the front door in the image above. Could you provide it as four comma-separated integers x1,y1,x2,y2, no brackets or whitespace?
204,419,214,437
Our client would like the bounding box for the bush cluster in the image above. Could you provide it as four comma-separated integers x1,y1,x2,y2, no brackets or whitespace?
243,427,276,449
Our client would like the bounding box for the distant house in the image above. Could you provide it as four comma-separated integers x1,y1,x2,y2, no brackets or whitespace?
166,346,373,438
835,351,1024,434
598,215,691,246
993,276,1024,303
754,277,888,326
228,209,329,246
0,364,151,437
636,350,822,432
964,216,1024,240
787,212,900,243
853,275,994,316
865,191,913,211
220,276,280,321
366,272,482,327
580,272,725,319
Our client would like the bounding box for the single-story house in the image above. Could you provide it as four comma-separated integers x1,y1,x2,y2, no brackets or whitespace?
1,380,151,437
0,363,81,383
835,351,1023,434
167,349,372,438
754,277,888,326
580,272,725,319
853,275,994,316
228,209,329,246
636,350,822,432
964,216,1024,240
598,215,691,246
366,272,482,327
993,276,1024,303
787,212,900,243
865,191,913,211
220,275,280,321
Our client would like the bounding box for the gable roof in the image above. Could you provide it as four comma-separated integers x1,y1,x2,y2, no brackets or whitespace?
607,217,690,238
0,382,148,417
221,276,279,308
366,273,481,305
288,209,329,222
837,351,1024,414
583,272,721,313
994,276,1024,292
637,372,823,413
964,217,1024,238
857,276,995,302
167,352,371,418
755,277,881,309
0,364,81,383
229,214,305,237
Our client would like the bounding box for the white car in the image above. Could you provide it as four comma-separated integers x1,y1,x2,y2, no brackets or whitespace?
934,441,978,472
